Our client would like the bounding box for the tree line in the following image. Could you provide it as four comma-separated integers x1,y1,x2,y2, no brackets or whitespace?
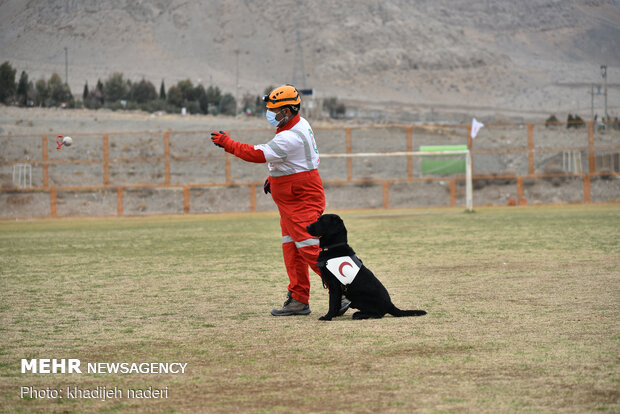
0,61,265,116
0,61,349,118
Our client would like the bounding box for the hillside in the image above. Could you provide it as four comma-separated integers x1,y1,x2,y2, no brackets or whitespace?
0,0,619,120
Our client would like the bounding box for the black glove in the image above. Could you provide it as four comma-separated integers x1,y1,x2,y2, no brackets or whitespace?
263,177,271,194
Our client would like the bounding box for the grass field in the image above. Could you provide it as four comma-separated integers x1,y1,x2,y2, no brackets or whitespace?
1,205,619,413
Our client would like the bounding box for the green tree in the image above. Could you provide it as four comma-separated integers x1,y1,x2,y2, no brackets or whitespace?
130,78,157,103
166,85,184,107
26,80,36,106
83,81,89,101
159,80,166,100
96,79,104,102
35,78,48,106
219,93,237,116
176,79,195,101
0,61,17,104
103,73,128,103
16,71,29,106
195,84,208,114
206,86,222,107
48,73,73,105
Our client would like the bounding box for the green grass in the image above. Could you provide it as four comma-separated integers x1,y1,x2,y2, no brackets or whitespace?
1,205,619,413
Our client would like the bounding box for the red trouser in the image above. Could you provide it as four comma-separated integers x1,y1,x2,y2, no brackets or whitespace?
270,169,325,305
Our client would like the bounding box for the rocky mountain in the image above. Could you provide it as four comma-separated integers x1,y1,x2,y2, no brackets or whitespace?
0,0,619,120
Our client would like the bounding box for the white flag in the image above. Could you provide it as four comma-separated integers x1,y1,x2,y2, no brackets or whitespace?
471,118,484,139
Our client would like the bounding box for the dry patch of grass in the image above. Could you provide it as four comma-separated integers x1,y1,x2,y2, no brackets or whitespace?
1,205,618,413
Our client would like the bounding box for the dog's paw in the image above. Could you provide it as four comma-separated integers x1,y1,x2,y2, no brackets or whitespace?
318,315,332,321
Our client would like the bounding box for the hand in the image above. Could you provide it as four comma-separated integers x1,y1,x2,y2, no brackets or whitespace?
211,131,231,149
263,177,271,194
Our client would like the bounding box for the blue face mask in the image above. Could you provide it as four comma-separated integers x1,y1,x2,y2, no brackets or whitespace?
266,109,281,127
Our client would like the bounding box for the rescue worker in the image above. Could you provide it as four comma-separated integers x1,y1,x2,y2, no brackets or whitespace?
210,84,350,316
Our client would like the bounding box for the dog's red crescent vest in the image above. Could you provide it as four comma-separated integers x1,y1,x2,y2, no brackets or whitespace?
325,256,362,285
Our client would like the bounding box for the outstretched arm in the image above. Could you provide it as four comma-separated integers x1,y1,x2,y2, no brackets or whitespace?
211,131,266,163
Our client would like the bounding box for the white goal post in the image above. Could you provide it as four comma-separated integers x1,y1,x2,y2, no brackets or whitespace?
320,150,473,212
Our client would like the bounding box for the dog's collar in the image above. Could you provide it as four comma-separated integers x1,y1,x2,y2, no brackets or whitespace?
320,242,347,252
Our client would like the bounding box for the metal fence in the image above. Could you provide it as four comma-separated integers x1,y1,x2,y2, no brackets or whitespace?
1,121,618,218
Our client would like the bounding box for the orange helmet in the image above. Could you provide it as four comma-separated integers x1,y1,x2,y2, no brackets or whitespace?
263,84,301,109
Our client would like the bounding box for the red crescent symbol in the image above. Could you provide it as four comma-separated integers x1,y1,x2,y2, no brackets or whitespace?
339,262,353,277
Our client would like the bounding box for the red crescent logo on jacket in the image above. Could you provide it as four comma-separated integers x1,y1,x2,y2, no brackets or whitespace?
339,262,353,277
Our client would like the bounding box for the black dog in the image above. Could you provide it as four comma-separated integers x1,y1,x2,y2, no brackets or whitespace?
307,214,427,321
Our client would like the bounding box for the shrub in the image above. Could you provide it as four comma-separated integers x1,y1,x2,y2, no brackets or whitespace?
567,114,585,129
323,96,346,118
545,114,559,128
185,100,201,115
141,99,166,113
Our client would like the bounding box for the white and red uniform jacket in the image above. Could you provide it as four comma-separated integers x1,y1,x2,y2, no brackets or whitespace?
255,116,320,176
219,114,325,305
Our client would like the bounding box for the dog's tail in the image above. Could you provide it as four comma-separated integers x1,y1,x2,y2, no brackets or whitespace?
389,306,427,317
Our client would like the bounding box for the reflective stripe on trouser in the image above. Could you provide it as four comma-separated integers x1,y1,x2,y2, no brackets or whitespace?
281,234,321,305
271,170,325,305
281,238,320,305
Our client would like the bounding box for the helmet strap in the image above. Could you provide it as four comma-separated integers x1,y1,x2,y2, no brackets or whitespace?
276,108,290,128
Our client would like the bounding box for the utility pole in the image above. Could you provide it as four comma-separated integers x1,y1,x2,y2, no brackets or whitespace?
64,47,68,85
292,20,307,89
601,65,608,121
590,84,594,120
234,49,240,114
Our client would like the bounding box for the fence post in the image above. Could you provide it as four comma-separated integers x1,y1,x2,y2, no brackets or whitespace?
586,120,594,203
117,187,123,216
450,179,457,206
225,154,232,184
183,186,190,213
407,126,413,179
583,175,591,203
528,123,534,175
103,134,110,185
588,121,595,174
346,128,352,181
249,185,256,212
50,188,57,217
382,181,390,209
42,135,49,188
164,131,171,185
